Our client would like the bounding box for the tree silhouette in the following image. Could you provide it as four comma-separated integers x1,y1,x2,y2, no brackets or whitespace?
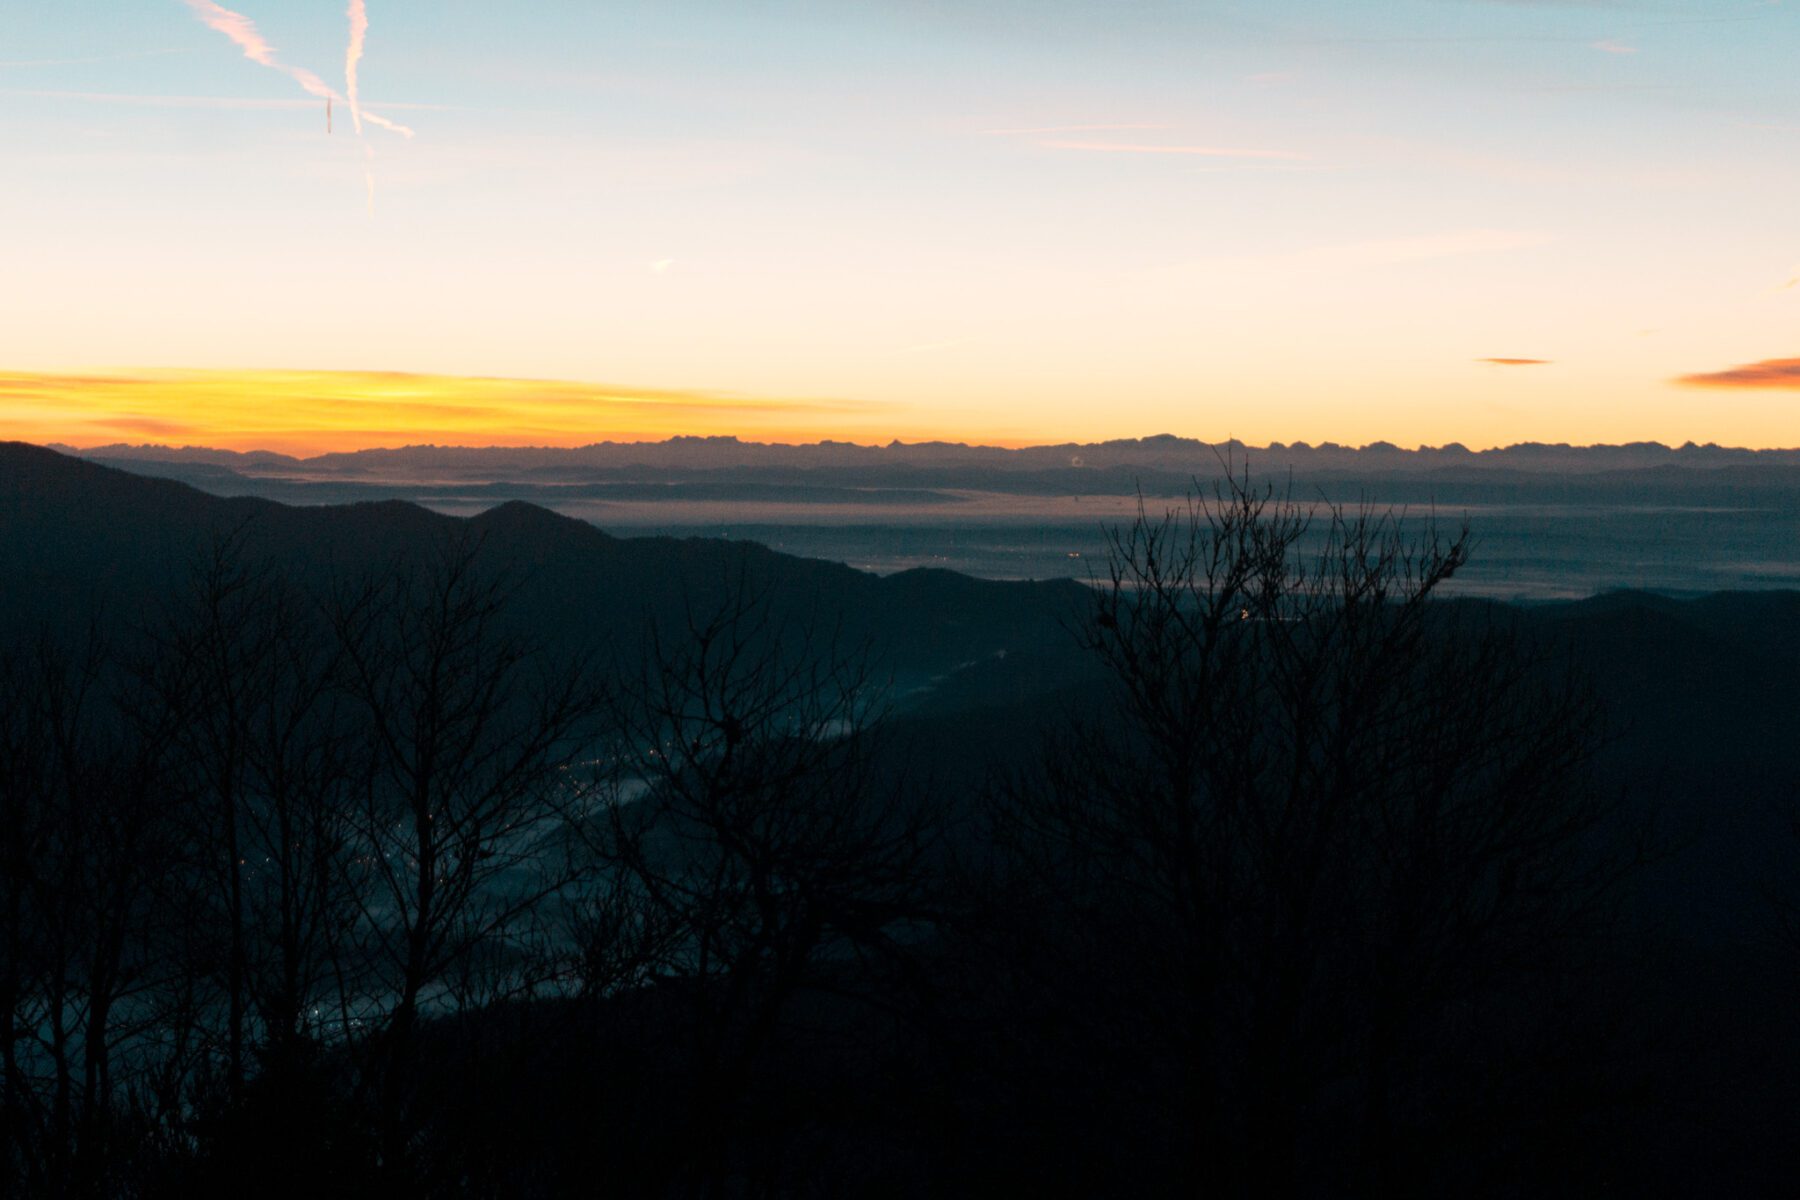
133,533,365,1105
325,530,604,1177
587,582,944,1192
0,474,1681,1197
994,472,1636,1194
0,632,181,1198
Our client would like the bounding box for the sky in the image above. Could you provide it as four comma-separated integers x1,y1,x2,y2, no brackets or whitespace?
2,0,1798,453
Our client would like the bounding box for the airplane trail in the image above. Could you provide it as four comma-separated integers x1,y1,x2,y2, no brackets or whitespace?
181,0,274,65
182,0,415,212
181,0,334,101
345,0,367,135
340,3,415,138
180,0,411,136
361,110,415,138
345,0,372,211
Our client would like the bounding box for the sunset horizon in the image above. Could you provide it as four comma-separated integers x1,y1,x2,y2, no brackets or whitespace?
9,2,1800,453
8,5,1800,1191
8,362,1800,457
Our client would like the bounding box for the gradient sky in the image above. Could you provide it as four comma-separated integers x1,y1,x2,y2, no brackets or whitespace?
3,0,1798,452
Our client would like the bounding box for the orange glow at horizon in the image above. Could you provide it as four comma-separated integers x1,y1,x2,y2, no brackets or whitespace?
7,365,1800,458
0,367,953,456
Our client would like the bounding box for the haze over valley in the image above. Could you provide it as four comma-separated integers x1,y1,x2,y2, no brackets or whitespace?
9,0,1800,1193
66,435,1800,597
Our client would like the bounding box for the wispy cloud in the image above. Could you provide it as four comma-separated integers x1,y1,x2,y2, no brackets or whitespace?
1429,1,1670,12
2,88,322,110
1132,229,1550,297
0,48,191,69
1172,229,1547,276
1179,166,1333,177
1592,39,1639,54
1509,83,1674,93
983,122,1171,135
1676,358,1800,389
0,88,450,111
1478,357,1553,365
1040,140,1305,160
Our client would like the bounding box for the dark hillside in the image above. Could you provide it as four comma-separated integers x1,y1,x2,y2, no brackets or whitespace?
7,440,1800,1195
0,443,1086,674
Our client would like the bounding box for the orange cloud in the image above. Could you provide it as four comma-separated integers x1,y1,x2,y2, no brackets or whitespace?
1477,357,1552,366
1676,358,1800,389
0,368,885,455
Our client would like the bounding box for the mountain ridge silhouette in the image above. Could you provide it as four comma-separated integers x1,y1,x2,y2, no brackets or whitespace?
0,441,1086,674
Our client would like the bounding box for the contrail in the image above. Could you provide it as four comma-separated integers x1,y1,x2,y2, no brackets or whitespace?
345,4,415,136
345,0,367,135
361,110,414,138
181,0,335,101
343,1,382,213
182,0,414,212
182,0,275,64
180,0,411,136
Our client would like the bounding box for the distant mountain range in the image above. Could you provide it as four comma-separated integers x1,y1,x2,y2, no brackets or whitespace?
39,436,1800,523
52,433,1800,481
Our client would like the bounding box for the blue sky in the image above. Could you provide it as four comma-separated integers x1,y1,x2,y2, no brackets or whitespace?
3,0,1798,449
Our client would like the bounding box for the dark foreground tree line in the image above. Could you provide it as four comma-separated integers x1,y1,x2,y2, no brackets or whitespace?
1,477,1657,1197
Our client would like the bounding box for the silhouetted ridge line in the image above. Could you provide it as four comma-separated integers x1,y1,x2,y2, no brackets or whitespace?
0,443,1088,675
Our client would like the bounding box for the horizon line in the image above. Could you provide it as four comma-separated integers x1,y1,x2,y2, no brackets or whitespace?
9,366,1800,457
30,434,1800,461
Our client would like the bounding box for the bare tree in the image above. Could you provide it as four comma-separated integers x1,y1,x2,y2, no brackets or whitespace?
588,583,943,1191
0,632,180,1198
135,533,365,1103
326,531,603,1173
996,471,1635,1194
